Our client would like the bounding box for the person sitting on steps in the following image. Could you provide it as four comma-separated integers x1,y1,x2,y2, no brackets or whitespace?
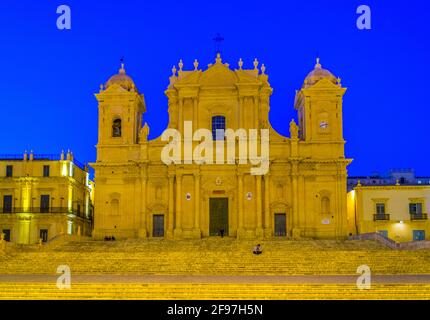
253,244,263,255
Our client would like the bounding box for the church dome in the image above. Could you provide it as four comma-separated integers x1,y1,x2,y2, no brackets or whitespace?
106,63,135,91
303,58,337,88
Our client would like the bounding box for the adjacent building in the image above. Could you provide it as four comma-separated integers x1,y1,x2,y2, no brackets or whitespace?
0,151,93,244
347,182,429,242
348,169,430,191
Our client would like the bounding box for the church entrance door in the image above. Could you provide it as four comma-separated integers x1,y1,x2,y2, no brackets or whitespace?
153,215,165,237
209,198,228,236
274,213,287,237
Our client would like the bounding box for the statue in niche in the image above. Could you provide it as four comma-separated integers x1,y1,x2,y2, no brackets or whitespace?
112,119,122,137
139,122,150,143
289,119,299,139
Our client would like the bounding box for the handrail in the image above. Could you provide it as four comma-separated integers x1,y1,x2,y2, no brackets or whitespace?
373,213,390,221
0,154,87,171
0,207,91,220
349,232,430,249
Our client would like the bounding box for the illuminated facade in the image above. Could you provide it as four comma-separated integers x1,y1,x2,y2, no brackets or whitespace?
0,151,93,244
91,54,351,240
347,183,430,242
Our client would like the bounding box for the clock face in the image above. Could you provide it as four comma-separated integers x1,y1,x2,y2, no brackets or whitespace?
319,121,329,129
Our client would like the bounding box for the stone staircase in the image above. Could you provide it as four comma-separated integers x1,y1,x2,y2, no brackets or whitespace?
0,238,429,276
1,239,429,299
0,283,429,300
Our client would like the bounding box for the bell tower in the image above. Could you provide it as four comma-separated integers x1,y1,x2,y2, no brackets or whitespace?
294,58,346,158
95,62,146,162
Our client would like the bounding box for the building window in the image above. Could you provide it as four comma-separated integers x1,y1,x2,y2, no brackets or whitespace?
376,203,386,214
409,203,423,215
112,118,122,137
413,230,425,241
409,202,427,220
2,229,11,242
3,195,13,213
43,165,50,177
5,165,13,177
40,229,48,242
40,195,50,213
212,116,225,140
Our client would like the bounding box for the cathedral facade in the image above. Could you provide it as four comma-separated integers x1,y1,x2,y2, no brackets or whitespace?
91,54,352,240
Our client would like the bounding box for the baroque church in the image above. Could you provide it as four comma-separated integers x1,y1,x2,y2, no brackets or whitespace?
91,54,352,240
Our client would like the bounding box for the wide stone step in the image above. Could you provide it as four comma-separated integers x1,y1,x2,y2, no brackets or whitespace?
0,283,429,300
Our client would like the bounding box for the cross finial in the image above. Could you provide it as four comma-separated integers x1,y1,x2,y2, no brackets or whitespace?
213,33,224,55
119,57,125,74
315,57,321,69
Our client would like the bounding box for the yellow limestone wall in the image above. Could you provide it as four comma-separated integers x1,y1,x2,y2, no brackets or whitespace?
0,155,93,244
91,55,351,240
347,186,430,242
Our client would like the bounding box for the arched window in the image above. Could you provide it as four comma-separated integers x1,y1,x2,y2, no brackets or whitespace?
112,119,122,137
212,115,225,140
321,197,330,214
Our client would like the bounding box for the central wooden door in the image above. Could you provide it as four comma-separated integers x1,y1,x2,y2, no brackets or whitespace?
274,213,287,236
209,198,228,236
153,215,165,237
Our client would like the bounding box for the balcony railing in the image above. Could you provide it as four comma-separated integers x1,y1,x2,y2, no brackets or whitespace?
373,214,390,221
0,153,87,171
0,154,24,160
410,213,428,221
0,207,87,218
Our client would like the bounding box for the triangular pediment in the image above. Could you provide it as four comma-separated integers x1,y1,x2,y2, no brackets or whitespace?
305,78,342,91
174,70,202,86
102,83,133,94
235,69,261,84
199,63,238,87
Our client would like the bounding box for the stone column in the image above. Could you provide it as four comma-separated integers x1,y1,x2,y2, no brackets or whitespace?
178,98,184,133
264,174,271,237
337,163,348,239
239,97,244,129
291,160,300,239
167,175,174,239
193,98,198,131
253,95,259,130
174,174,183,238
194,173,201,237
237,173,244,237
298,174,305,231
138,177,147,238
256,175,263,238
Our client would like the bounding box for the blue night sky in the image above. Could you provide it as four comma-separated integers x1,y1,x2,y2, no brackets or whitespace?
0,1,429,176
